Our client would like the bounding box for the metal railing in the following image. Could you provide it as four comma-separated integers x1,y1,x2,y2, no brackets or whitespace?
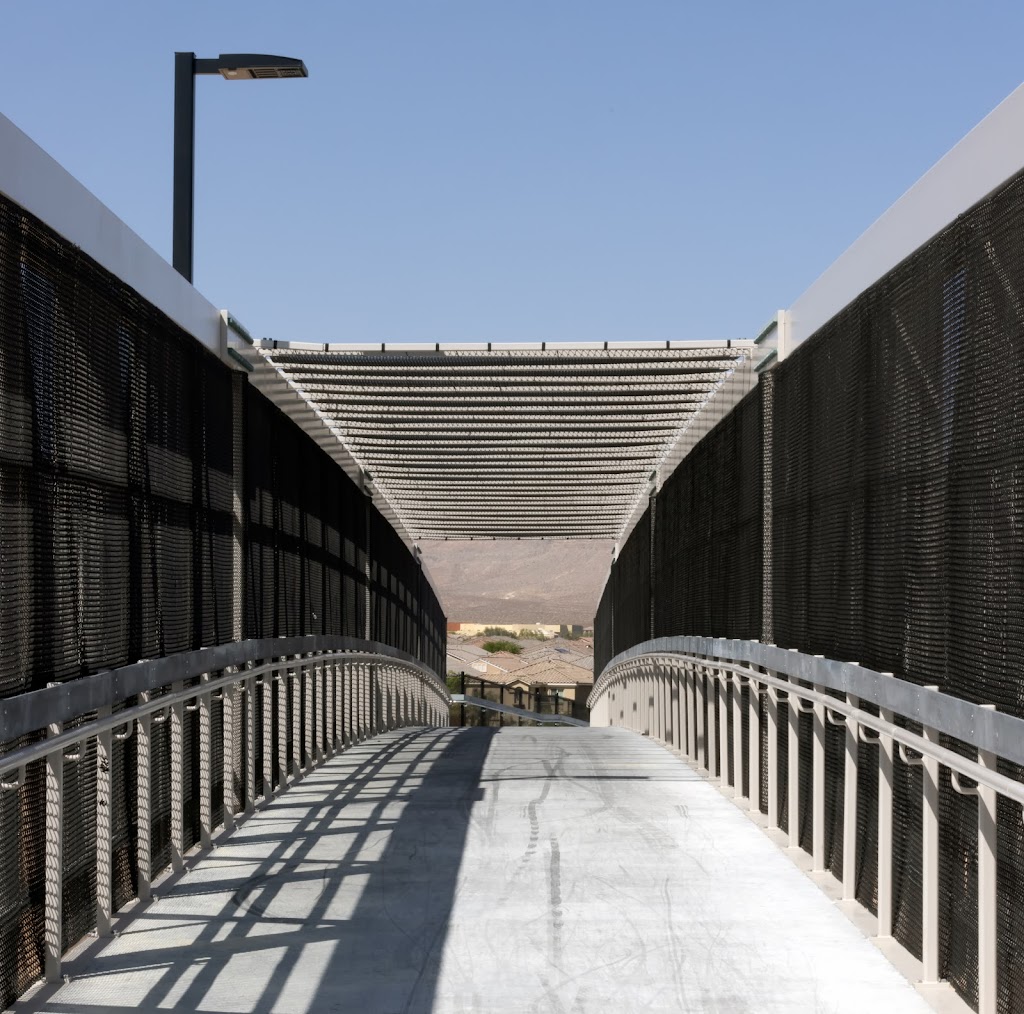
588,636,1024,1014
0,635,451,988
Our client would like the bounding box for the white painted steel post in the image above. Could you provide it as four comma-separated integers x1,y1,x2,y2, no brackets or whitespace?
244,674,255,815
670,675,680,750
748,679,761,815
44,720,63,983
304,657,315,774
137,693,153,900
878,679,895,937
812,685,826,871
199,675,212,848
787,681,801,848
326,660,336,757
692,667,700,762
170,680,185,872
274,667,286,794
842,693,859,900
291,657,302,779
700,671,708,774
262,670,274,798
978,706,997,1014
922,715,940,983
688,665,698,761
767,684,779,830
733,677,744,800
718,671,730,790
334,662,343,748
223,679,237,831
96,706,113,938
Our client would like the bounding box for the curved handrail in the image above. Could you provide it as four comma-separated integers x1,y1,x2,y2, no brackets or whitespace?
0,635,445,744
590,635,1024,769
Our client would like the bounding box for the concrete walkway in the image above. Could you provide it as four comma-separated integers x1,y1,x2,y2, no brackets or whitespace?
17,728,933,1014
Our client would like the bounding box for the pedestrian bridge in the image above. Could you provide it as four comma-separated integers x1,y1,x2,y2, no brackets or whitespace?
6,56,1024,1014
13,726,934,1014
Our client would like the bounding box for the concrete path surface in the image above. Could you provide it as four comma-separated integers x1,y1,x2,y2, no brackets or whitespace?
16,727,933,1014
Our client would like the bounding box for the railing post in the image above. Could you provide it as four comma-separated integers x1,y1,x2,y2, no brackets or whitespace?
137,692,153,900
922,711,940,984
767,684,779,830
696,667,712,770
96,706,113,938
262,667,274,798
291,655,302,778
669,671,680,751
304,655,315,775
223,678,237,830
718,670,730,791
812,683,826,871
170,680,185,872
687,663,697,762
748,677,761,815
274,663,286,798
339,663,348,749
978,703,997,1014
199,674,212,848
244,672,255,814
877,676,895,937
44,718,63,983
842,692,859,900
325,659,336,757
787,679,801,848
695,663,706,768
732,675,743,800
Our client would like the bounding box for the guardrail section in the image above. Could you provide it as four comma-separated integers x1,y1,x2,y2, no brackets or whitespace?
588,636,1024,1014
0,636,451,993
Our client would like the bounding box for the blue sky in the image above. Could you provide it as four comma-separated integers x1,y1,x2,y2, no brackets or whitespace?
4,2,1024,343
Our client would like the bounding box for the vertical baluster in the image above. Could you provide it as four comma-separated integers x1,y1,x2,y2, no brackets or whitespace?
977,703,997,1014
223,678,237,832
262,667,274,799
877,676,895,937
199,675,212,848
812,684,826,871
766,683,779,830
748,677,761,816
170,681,184,872
304,655,315,775
96,707,113,937
44,719,64,983
717,669,729,790
842,693,859,900
137,693,153,900
244,673,255,814
291,656,302,780
732,675,744,800
921,713,940,983
787,679,801,849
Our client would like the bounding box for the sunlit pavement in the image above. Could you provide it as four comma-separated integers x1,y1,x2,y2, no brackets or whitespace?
16,727,933,1014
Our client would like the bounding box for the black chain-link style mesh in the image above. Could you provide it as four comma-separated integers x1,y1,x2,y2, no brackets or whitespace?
0,193,445,1009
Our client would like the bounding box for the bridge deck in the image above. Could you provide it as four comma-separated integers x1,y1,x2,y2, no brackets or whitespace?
17,728,932,1014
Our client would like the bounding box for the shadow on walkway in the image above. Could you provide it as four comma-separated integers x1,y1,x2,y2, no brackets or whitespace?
19,727,497,1014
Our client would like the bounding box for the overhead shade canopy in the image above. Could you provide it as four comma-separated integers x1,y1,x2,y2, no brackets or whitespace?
250,341,754,541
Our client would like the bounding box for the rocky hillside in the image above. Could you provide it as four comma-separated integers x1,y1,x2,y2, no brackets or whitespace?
419,539,613,625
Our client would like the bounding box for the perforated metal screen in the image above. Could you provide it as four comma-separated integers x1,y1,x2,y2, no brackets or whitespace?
595,164,1024,1014
0,192,445,1008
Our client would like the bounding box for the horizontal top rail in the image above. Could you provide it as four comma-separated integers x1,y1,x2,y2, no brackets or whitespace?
0,635,443,744
592,636,1024,769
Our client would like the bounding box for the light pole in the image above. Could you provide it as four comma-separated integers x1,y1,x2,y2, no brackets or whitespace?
173,52,308,282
